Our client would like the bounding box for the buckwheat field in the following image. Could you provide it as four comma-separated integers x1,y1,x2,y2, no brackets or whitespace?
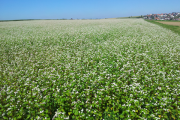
0,19,179,119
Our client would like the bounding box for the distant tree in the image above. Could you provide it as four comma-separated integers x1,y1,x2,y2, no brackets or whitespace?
174,16,178,19
174,14,180,19
151,16,154,19
141,15,142,18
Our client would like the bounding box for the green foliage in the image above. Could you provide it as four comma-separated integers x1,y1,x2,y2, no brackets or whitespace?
0,19,179,119
145,19,180,35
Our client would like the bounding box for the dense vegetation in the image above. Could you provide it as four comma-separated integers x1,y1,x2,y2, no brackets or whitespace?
0,19,179,119
145,20,180,36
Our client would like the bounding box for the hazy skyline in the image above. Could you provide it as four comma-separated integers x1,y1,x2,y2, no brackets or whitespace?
0,0,180,20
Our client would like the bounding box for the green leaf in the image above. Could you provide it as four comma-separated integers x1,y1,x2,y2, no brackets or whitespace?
75,111,78,115
17,115,22,119
27,115,31,119
3,116,8,119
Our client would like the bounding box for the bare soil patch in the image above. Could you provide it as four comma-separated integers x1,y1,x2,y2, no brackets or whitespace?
156,21,180,26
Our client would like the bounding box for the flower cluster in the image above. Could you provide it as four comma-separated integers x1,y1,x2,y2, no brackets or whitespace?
0,19,179,119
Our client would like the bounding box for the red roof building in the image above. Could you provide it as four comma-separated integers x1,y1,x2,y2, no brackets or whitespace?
155,17,160,20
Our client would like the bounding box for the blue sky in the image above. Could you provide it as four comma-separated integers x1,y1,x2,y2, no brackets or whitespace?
0,0,180,20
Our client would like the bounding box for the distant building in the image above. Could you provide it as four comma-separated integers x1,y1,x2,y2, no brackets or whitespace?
143,12,180,20
144,17,147,19
155,17,160,20
165,18,170,20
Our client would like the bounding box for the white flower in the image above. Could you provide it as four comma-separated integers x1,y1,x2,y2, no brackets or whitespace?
40,110,44,113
